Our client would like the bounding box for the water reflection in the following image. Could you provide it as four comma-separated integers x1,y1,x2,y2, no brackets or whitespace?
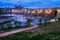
0,13,53,29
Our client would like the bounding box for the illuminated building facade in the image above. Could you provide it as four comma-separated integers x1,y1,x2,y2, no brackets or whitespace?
0,7,60,15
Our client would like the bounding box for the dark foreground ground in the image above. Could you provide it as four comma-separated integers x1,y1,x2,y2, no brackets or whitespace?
0,21,60,40
0,31,60,40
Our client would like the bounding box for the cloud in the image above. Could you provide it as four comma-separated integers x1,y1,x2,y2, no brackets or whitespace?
0,0,60,8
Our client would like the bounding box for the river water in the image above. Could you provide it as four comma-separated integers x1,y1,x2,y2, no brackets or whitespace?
0,13,57,29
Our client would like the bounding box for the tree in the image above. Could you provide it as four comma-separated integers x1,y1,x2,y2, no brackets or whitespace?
14,21,21,27
39,17,42,25
54,9,58,17
0,23,4,29
54,9,58,22
26,19,32,27
0,9,2,14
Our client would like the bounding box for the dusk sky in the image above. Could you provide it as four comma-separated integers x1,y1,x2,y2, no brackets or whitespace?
0,0,60,9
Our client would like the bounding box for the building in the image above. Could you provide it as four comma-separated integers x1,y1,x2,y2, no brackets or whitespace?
0,7,60,15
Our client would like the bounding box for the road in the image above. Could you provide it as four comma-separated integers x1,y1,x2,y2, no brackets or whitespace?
0,25,38,37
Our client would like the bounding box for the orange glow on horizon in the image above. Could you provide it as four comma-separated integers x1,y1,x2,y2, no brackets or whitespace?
32,10,36,13
11,8,59,14
57,9,60,13
27,10,31,13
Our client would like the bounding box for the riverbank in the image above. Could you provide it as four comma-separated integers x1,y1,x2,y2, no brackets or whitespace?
0,20,60,40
